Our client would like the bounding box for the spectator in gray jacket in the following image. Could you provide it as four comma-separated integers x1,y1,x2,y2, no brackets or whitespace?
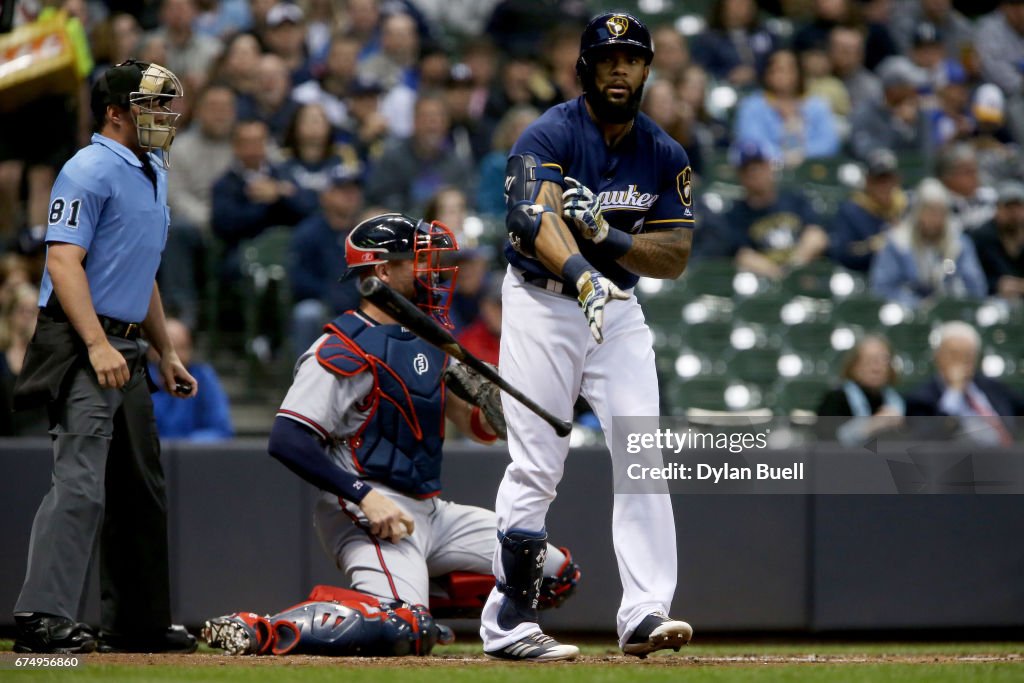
848,57,932,163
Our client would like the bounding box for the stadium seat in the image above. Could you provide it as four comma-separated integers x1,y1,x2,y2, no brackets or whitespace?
640,287,693,327
770,377,832,415
733,293,790,326
662,376,762,414
729,348,783,385
926,297,982,324
781,261,840,299
884,321,934,355
832,295,886,327
679,320,734,355
240,227,293,373
679,259,737,298
780,321,839,356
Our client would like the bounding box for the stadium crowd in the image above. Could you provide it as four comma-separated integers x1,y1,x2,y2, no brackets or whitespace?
1,0,1022,438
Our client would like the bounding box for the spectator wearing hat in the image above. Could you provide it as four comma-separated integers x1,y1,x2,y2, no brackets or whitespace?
970,180,1024,299
892,0,974,60
967,84,1021,184
364,93,475,215
937,143,998,233
828,25,883,107
336,76,390,165
146,0,222,91
733,48,840,167
828,149,908,272
870,178,986,306
975,0,1024,144
723,141,830,279
288,165,365,353
848,56,933,163
445,63,489,165
263,2,314,85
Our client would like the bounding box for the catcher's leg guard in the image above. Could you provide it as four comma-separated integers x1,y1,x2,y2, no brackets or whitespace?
539,546,581,609
495,529,548,631
202,612,275,655
266,599,449,657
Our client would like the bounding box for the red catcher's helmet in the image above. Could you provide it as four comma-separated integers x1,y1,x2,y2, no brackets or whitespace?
344,213,460,328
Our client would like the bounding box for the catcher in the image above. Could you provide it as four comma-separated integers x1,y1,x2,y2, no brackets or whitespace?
203,213,580,657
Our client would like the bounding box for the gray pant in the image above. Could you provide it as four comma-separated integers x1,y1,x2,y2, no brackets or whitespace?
15,334,171,634
313,489,568,606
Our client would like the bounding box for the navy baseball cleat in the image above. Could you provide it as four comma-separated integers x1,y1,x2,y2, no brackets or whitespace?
484,632,580,662
622,612,693,658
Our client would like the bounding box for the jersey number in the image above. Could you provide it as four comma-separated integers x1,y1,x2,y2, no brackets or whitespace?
49,198,81,227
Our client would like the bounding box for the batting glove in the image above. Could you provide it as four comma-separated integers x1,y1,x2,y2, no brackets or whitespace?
562,177,610,243
575,270,629,344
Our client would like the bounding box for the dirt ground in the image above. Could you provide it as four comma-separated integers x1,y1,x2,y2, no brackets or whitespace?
58,652,1024,668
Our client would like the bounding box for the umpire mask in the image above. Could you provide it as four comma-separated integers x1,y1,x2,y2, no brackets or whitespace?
130,62,184,167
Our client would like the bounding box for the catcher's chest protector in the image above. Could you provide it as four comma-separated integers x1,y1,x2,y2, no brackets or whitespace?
318,311,448,497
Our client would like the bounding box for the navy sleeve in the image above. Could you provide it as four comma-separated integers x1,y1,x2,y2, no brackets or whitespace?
642,140,696,230
268,416,372,503
509,117,569,184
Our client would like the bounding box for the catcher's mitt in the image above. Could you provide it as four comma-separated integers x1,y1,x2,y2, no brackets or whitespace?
442,362,507,440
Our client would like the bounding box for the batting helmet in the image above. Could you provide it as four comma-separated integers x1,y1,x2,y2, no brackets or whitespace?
345,213,460,328
575,12,654,87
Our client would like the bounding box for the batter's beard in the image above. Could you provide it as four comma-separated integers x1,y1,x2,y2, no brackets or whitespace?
585,83,645,124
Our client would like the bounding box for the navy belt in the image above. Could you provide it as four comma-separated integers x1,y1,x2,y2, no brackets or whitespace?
517,269,575,298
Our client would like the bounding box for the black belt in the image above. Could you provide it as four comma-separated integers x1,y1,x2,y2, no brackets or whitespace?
99,316,142,340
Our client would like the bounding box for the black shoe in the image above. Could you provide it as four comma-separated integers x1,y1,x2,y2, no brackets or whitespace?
98,625,198,653
13,614,98,654
622,611,693,658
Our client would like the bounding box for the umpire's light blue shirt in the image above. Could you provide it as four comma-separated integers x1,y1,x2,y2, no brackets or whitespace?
39,133,169,323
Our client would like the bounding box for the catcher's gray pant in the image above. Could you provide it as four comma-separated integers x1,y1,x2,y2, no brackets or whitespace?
314,489,567,606
15,335,172,633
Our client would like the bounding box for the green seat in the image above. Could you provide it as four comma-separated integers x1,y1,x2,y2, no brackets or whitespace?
981,323,1024,352
730,348,783,386
833,295,886,327
680,321,734,354
926,297,983,324
662,376,763,414
640,287,692,327
884,322,934,354
770,377,832,415
780,322,837,355
240,226,293,373
780,261,837,299
679,259,737,298
733,294,789,326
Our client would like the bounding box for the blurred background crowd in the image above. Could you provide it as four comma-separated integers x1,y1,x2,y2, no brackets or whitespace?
0,0,1022,442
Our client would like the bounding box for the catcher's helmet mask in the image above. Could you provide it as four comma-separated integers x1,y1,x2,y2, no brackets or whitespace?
576,12,654,125
91,58,183,167
344,213,460,328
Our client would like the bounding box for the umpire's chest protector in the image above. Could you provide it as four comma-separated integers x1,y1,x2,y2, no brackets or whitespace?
318,313,449,498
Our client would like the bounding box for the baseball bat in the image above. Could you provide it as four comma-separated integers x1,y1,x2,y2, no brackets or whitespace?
358,276,573,437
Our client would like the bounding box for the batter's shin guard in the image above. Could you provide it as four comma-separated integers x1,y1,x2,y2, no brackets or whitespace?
495,529,548,631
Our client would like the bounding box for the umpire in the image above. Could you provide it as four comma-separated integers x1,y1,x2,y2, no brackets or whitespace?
12,60,198,654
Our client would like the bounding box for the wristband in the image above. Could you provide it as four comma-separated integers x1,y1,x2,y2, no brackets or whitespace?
470,406,498,443
601,227,633,259
561,253,592,288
